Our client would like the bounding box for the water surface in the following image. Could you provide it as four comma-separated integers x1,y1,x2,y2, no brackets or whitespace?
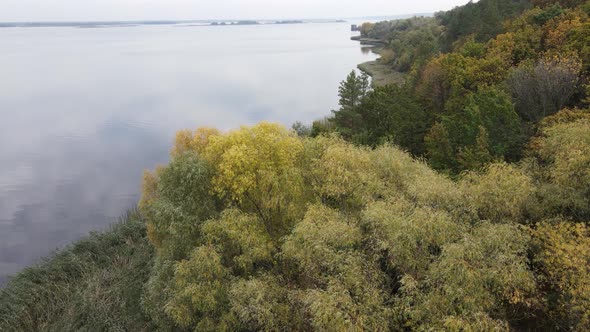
0,23,375,282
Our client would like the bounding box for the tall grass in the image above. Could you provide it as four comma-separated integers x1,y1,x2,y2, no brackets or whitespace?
0,210,155,331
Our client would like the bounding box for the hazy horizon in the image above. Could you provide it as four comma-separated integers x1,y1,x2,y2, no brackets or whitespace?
0,15,430,24
0,0,471,23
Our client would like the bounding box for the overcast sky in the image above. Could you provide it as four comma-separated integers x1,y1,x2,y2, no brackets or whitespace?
0,0,473,22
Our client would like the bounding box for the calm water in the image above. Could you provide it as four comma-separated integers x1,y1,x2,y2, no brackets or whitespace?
0,23,376,282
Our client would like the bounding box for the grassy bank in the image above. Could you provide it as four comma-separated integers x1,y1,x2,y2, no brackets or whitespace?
0,211,155,331
357,47,406,87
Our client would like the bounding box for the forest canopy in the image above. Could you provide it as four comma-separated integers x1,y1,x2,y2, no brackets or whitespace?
135,117,589,331
337,0,590,175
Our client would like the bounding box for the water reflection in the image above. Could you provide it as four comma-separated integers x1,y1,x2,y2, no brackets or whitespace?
0,23,376,284
361,46,375,55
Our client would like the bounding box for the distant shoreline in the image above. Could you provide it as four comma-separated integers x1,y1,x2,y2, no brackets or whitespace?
0,19,346,29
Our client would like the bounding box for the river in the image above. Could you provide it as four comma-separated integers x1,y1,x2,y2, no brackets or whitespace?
0,22,376,283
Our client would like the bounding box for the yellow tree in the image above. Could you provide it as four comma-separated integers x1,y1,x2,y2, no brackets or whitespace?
171,127,221,157
203,122,307,239
531,109,590,218
532,222,590,330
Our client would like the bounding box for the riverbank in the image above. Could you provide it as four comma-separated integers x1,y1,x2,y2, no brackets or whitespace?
358,55,406,87
0,211,155,330
351,37,406,87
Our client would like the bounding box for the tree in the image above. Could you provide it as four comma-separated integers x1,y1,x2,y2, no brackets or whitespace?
363,16,443,72
329,84,433,154
291,121,311,137
282,205,390,330
170,127,221,157
417,54,466,114
419,222,537,328
360,22,375,37
532,221,590,330
507,54,582,122
203,122,308,239
139,152,215,259
165,246,233,331
468,87,523,160
354,85,432,155
426,87,524,173
457,126,495,170
362,198,465,280
338,70,370,110
331,71,370,138
461,162,535,223
436,0,530,49
425,122,456,172
529,109,590,219
229,275,298,331
488,14,544,66
532,4,565,25
531,0,586,9
311,139,377,209
201,209,274,277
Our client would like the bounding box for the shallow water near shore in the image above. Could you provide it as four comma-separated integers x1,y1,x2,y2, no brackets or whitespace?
0,22,376,283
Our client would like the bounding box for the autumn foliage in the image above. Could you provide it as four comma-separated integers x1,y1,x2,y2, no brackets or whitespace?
134,3,590,329
133,115,590,330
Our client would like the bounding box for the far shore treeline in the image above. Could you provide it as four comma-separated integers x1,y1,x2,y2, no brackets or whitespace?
2,0,590,331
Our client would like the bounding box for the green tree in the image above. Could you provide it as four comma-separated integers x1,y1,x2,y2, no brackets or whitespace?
531,0,586,9
457,126,495,170
331,71,370,138
355,85,433,155
139,152,215,259
229,275,299,331
425,122,457,172
165,246,233,330
338,70,370,110
437,0,530,49
426,87,524,173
